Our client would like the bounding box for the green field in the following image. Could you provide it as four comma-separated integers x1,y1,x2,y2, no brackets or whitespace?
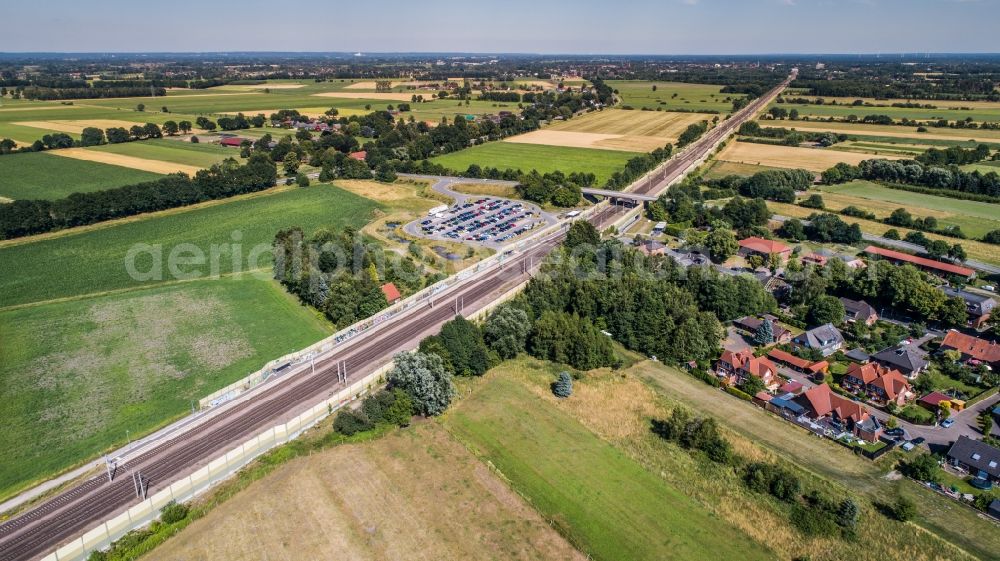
444,373,773,561
0,102,207,144
771,101,1000,123
432,142,637,184
0,183,380,308
606,80,742,113
0,276,332,500
0,152,163,200
815,179,1000,238
88,138,236,168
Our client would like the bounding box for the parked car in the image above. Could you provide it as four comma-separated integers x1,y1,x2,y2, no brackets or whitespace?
941,418,955,428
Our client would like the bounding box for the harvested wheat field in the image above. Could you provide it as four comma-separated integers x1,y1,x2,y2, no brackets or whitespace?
148,423,585,561
50,148,201,175
220,107,333,118
509,109,712,152
225,83,305,90
13,119,143,134
312,91,417,102
332,180,427,203
717,141,904,172
344,80,426,90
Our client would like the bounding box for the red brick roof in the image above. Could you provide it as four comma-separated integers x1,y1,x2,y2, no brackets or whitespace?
380,282,401,303
870,369,912,401
940,330,1000,363
918,391,952,407
845,362,884,385
220,137,245,147
863,245,975,278
349,150,367,161
798,383,870,425
739,236,791,255
767,349,812,370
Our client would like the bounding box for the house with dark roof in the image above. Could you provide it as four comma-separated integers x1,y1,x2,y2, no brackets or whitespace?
940,330,1000,367
795,383,878,439
637,240,667,257
946,436,1000,483
844,348,871,363
792,323,844,357
734,316,791,343
840,298,878,326
716,348,779,390
871,344,928,379
941,287,995,329
989,499,1000,520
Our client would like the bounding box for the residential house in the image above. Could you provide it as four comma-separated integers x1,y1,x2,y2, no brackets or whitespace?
946,436,1000,483
942,287,996,329
863,245,975,280
840,297,878,326
637,240,667,257
795,383,877,439
738,237,792,261
734,316,792,343
767,348,813,372
778,380,804,395
380,282,402,305
760,275,792,299
940,330,1000,368
802,249,866,270
716,348,779,390
842,362,914,406
918,391,964,412
989,499,1000,520
766,393,807,419
219,137,245,147
871,344,929,379
792,323,844,357
348,151,367,161
844,348,871,363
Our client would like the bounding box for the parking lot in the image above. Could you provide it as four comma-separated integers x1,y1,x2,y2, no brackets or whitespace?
403,189,558,248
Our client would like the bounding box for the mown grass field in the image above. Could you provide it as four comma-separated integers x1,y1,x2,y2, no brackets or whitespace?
606,80,742,113
147,422,584,561
814,180,1000,238
759,119,1000,145
0,276,332,501
717,140,905,172
87,138,236,168
444,365,774,561
632,361,996,561
432,142,636,184
767,201,1000,266
0,151,163,200
771,100,1000,123
0,183,380,308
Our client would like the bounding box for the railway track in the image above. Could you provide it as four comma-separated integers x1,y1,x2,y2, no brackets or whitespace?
0,72,792,561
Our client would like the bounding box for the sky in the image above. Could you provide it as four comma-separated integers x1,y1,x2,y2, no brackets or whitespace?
5,0,1000,55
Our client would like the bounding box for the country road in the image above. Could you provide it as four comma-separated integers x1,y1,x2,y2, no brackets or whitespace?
0,73,795,561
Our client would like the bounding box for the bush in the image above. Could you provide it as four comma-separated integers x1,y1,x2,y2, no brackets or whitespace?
159,500,189,524
552,371,573,398
726,386,754,401
889,496,917,521
743,462,801,502
333,409,373,436
295,172,310,187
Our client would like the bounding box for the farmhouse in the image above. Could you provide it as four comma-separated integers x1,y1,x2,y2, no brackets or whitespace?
863,245,975,280
738,237,792,261
802,249,866,270
939,330,1000,367
219,137,246,147
941,287,996,329
946,436,1000,483
791,323,844,357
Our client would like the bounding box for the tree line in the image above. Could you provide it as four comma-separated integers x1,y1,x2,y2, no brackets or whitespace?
0,154,277,239
821,158,1000,199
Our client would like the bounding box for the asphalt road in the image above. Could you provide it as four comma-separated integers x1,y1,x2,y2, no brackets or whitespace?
0,74,794,561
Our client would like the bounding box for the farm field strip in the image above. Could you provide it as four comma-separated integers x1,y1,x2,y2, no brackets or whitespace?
760,120,1000,143
431,142,637,184
0,183,379,308
717,140,905,172
86,138,235,169
606,80,742,113
145,423,584,561
771,102,1000,123
0,275,333,500
444,372,774,561
50,147,204,175
12,119,150,135
312,91,422,101
0,152,164,201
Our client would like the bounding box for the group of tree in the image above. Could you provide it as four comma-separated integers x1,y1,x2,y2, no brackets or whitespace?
778,212,863,245
332,388,414,436
676,120,709,148
604,144,675,190
738,122,843,147
1,121,187,156
0,154,277,239
272,226,428,328
651,406,732,463
821,158,1000,199
915,144,992,167
515,170,587,207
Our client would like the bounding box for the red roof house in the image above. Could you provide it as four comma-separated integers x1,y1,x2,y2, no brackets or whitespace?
738,237,792,259
349,151,367,161
918,391,953,411
220,137,245,147
842,362,913,406
795,383,873,436
716,348,779,390
863,245,975,279
940,330,1000,366
767,349,813,372
380,282,401,304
